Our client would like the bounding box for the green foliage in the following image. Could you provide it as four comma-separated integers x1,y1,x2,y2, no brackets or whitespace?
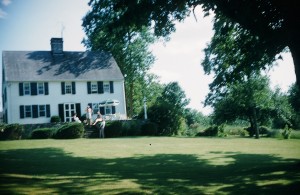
146,82,190,136
31,128,55,139
53,123,84,139
105,121,123,138
282,125,292,139
121,120,142,136
140,121,158,136
196,125,219,137
51,116,61,123
0,124,23,140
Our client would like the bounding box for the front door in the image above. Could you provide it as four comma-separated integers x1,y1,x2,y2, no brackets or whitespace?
64,103,75,122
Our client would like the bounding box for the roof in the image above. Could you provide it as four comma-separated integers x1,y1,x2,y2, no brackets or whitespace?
2,51,124,82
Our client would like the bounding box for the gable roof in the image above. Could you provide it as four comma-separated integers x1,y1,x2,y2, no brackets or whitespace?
2,51,124,82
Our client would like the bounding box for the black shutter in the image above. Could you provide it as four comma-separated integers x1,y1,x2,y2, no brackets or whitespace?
72,82,76,94
46,104,51,117
20,105,24,119
61,82,65,95
32,105,38,118
76,103,81,118
110,81,114,93
98,81,103,94
44,82,49,95
87,82,91,94
31,82,37,95
112,106,116,114
58,104,64,122
19,83,24,96
100,107,105,115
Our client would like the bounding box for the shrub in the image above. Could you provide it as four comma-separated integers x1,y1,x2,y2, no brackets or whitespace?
122,120,141,136
259,126,271,135
53,123,84,139
282,125,292,139
196,125,219,137
0,124,23,140
141,121,158,136
31,128,55,139
51,116,61,123
105,121,123,138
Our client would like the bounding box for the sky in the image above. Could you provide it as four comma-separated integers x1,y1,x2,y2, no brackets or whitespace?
0,0,296,115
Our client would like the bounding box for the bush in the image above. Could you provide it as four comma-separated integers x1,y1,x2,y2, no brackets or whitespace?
31,128,55,139
105,121,123,138
122,120,141,136
282,125,292,139
196,125,219,137
51,116,61,123
0,124,23,140
53,123,84,139
141,121,158,136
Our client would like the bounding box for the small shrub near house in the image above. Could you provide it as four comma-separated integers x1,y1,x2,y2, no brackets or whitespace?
53,123,84,139
51,116,61,123
31,128,56,139
0,124,23,140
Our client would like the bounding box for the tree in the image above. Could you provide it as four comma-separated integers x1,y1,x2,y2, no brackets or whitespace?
146,82,190,135
212,75,275,138
85,0,300,89
82,0,156,118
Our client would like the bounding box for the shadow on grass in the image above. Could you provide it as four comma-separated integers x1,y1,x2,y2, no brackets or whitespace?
0,148,299,194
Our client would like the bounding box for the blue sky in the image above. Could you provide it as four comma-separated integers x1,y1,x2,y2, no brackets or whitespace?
0,0,296,114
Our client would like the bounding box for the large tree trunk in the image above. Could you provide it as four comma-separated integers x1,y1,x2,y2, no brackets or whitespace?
289,38,300,88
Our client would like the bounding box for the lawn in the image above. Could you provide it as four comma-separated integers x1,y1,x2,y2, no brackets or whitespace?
1,137,300,194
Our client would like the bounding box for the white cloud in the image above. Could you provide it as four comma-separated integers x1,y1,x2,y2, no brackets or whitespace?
0,8,7,18
2,0,11,6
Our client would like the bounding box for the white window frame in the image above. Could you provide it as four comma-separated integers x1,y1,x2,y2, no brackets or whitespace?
105,106,112,115
103,82,110,93
25,105,32,118
65,82,72,94
39,105,46,117
24,82,30,95
38,82,44,95
91,82,98,94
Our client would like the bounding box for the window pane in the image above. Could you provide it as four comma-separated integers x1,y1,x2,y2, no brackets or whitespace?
65,82,72,94
103,83,110,93
39,105,46,117
105,106,111,114
38,83,44,94
91,82,98,93
24,83,30,95
25,105,31,117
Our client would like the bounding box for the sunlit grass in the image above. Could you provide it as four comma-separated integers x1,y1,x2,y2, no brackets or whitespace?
1,137,300,194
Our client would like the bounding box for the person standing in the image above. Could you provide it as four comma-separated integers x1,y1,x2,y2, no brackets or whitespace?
86,106,93,126
93,113,106,138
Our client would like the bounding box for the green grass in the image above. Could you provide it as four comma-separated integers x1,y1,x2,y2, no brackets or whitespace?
1,137,300,194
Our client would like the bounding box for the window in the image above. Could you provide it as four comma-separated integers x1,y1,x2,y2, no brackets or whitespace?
105,106,112,115
65,82,72,94
92,103,98,114
25,105,32,117
91,82,98,94
39,105,46,117
24,82,30,95
20,104,50,119
103,82,110,93
38,83,44,95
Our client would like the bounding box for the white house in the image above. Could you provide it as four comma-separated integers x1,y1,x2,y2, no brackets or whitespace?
2,38,127,124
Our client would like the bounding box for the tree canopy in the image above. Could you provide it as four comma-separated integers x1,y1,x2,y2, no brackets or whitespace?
85,0,300,88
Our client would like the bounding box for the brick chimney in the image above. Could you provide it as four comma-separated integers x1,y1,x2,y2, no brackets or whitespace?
50,38,63,55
